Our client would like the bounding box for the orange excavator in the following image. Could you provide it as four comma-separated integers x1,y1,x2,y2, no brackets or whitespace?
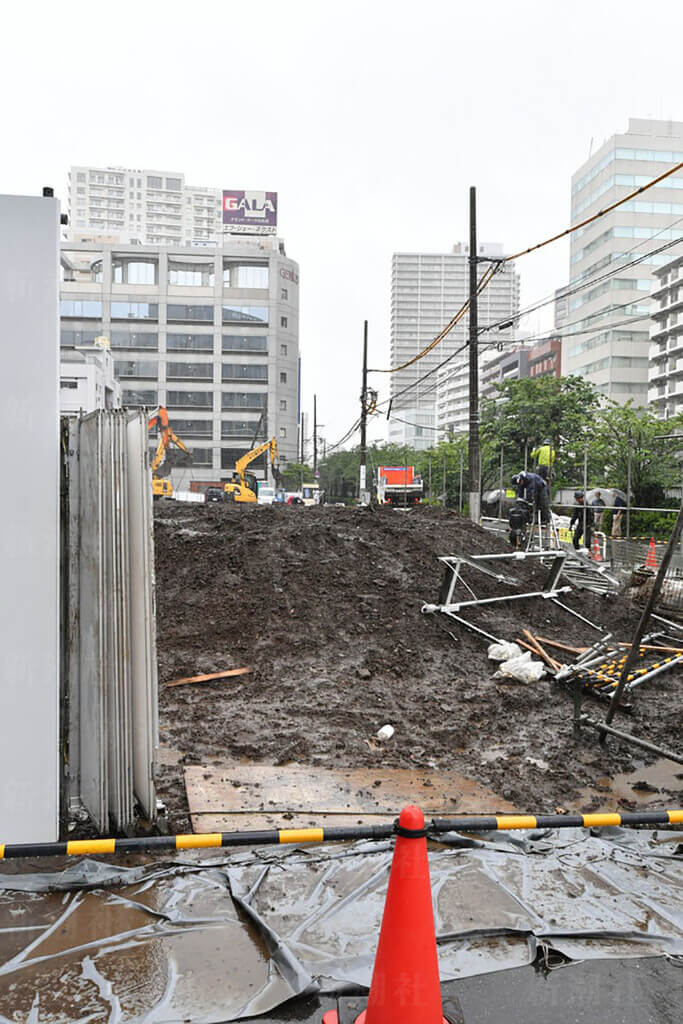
147,407,193,497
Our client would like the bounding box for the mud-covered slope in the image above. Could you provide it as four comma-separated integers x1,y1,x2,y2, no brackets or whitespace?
153,504,682,830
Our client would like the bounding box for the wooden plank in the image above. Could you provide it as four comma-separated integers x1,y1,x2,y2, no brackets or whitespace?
166,666,251,688
184,764,517,834
522,631,562,673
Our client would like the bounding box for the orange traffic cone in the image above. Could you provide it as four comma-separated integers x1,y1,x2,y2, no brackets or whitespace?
645,537,658,570
322,805,447,1024
591,533,602,562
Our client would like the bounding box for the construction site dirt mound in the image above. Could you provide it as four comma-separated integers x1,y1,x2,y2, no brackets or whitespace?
153,504,682,830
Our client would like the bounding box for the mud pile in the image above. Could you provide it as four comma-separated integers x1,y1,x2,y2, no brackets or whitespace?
154,504,682,829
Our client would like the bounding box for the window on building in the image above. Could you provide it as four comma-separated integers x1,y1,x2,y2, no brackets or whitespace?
222,364,268,382
280,316,288,328
166,177,182,191
112,256,158,285
61,251,102,283
189,447,213,466
110,330,158,349
76,172,86,182
221,419,266,439
280,343,288,357
221,392,267,410
166,362,214,380
167,303,214,322
60,299,103,318
121,388,157,407
168,258,215,287
281,288,288,300
167,333,214,352
222,305,268,324
60,379,79,389
223,263,269,289
166,391,213,409
280,399,287,411
222,334,267,352
111,301,158,320
114,360,158,378
280,427,287,439
60,329,99,347
147,176,162,189
280,371,287,384
169,419,212,439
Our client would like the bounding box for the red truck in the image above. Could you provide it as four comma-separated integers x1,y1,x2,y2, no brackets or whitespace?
377,466,424,507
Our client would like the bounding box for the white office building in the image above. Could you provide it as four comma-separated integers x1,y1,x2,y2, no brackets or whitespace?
649,251,683,417
59,338,121,416
561,119,683,404
68,165,226,246
389,244,520,448
60,236,300,486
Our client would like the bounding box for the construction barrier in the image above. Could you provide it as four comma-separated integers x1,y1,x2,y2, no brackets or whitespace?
323,805,447,1024
1,809,682,859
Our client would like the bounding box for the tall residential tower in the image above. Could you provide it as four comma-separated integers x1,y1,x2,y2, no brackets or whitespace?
389,244,520,448
561,119,683,404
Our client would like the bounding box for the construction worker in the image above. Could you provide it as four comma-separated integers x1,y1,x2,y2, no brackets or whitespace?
570,490,594,550
512,471,550,524
611,493,627,539
591,490,606,532
530,439,555,481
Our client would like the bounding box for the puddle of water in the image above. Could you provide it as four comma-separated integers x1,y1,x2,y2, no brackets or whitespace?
569,757,682,811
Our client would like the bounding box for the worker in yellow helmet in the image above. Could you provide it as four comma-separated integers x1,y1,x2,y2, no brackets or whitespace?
530,439,555,481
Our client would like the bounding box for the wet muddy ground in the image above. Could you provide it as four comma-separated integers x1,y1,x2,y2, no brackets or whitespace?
153,504,682,832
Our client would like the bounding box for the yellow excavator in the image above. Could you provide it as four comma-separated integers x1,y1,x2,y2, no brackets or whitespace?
224,438,279,502
148,407,193,497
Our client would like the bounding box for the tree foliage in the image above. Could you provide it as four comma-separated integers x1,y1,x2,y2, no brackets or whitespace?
316,377,683,510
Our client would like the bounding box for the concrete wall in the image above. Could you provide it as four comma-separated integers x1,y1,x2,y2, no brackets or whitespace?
0,194,60,842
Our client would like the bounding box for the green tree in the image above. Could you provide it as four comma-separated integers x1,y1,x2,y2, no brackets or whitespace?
279,461,314,491
591,401,683,505
481,375,603,487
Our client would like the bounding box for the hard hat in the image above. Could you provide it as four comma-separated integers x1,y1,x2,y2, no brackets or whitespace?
574,490,584,500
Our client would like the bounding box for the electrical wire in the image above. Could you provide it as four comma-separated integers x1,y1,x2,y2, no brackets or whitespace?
325,417,362,453
371,160,683,374
381,231,683,413
504,159,683,261
479,234,683,336
369,262,500,375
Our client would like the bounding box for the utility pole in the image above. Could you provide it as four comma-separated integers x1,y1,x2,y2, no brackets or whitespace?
300,412,305,464
468,186,481,523
313,394,318,476
359,320,368,500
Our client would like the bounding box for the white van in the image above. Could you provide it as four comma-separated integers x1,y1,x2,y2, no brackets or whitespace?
258,485,276,505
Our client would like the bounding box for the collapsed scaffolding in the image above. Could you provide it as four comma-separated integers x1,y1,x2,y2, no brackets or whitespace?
423,522,683,768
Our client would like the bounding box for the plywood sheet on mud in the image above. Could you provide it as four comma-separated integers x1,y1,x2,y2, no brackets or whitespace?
184,764,516,833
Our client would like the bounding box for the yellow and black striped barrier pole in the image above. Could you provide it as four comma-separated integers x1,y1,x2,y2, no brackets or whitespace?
1,810,682,860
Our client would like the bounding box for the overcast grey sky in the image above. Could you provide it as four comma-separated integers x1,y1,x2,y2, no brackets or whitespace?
3,1,682,446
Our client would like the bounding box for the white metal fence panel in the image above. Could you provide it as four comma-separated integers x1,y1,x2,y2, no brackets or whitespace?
66,410,158,832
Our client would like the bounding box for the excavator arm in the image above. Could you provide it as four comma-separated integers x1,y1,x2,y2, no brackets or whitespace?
148,407,192,475
234,438,279,486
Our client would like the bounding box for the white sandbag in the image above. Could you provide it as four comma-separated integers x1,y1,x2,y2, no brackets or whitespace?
494,650,546,684
487,641,523,662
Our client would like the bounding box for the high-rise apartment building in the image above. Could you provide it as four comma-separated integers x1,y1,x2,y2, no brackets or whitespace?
561,119,683,404
389,244,520,448
648,251,683,417
68,165,226,245
59,236,299,485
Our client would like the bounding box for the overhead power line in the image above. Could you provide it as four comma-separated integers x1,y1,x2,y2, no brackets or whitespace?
505,159,683,262
479,234,683,336
370,262,500,375
373,159,683,374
